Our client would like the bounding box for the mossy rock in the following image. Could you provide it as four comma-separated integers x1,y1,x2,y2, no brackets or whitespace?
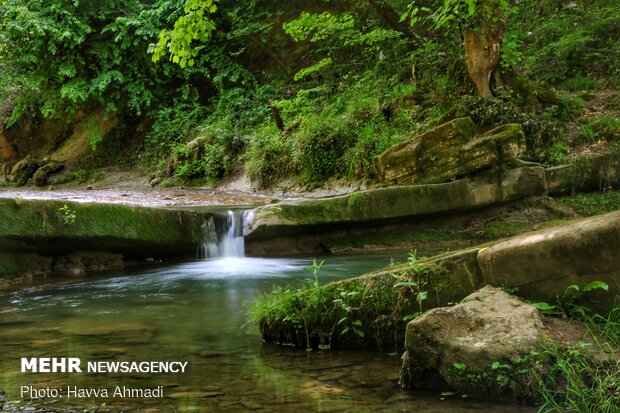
400,286,545,403
0,199,208,259
253,247,486,352
546,152,620,195
10,155,40,185
246,167,548,243
478,209,620,311
373,117,525,185
0,252,52,285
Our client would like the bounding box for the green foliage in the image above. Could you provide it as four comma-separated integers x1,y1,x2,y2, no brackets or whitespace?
542,140,568,166
293,58,333,82
393,251,429,320
283,11,402,85
403,0,511,30
70,168,103,184
500,31,523,70
58,204,77,226
245,72,413,188
244,124,294,188
166,121,245,183
514,1,620,84
529,281,609,319
284,11,400,50
579,116,620,143
149,0,218,68
446,354,541,402
249,256,449,350
557,190,620,217
563,76,598,92
0,0,174,122
535,340,620,413
453,96,581,160
305,259,324,291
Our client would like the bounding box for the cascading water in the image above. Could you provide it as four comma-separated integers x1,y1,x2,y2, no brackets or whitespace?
198,210,245,259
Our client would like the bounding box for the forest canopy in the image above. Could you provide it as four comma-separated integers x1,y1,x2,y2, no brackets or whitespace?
0,0,618,187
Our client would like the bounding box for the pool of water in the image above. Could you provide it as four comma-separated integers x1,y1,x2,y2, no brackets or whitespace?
0,254,536,412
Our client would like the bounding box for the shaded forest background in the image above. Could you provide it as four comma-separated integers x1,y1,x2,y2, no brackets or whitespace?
0,0,618,189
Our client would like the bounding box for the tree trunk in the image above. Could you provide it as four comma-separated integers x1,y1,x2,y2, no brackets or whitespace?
463,19,505,97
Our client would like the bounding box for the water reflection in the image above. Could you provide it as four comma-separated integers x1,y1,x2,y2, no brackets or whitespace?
0,255,536,412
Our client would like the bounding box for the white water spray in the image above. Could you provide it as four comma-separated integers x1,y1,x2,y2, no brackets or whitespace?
198,210,245,259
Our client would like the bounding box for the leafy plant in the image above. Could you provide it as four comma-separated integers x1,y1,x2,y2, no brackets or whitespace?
305,259,324,291
334,290,365,338
581,116,620,142
58,204,77,226
529,280,609,319
394,250,429,320
149,0,219,68
534,340,620,413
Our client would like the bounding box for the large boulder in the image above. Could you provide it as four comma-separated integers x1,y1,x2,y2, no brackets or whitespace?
477,209,620,310
373,117,524,185
10,155,40,185
32,160,64,186
400,286,544,401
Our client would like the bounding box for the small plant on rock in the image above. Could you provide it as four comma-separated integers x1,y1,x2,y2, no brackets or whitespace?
530,281,609,319
333,290,364,338
394,250,429,321
58,204,77,226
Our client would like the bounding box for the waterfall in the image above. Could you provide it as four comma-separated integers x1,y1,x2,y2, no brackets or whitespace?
198,210,245,259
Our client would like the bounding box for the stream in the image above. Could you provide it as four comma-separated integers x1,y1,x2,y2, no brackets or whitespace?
0,254,536,412
0,207,536,412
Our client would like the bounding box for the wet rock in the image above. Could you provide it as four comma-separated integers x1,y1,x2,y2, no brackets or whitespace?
61,324,156,339
52,251,124,276
373,117,525,185
0,252,52,281
400,286,543,399
478,209,620,310
218,401,239,408
546,152,620,195
197,350,226,358
0,198,209,272
32,161,64,187
10,155,40,185
2,161,15,181
89,348,127,358
246,166,547,245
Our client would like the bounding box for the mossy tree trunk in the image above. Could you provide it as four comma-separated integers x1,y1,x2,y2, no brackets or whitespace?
463,15,505,97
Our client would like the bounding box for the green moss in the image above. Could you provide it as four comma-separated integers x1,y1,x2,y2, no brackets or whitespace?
261,181,479,227
483,222,532,239
250,250,480,351
0,253,51,277
0,199,206,258
557,190,620,217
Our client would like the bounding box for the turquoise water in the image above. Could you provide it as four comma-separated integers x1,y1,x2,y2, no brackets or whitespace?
0,255,536,412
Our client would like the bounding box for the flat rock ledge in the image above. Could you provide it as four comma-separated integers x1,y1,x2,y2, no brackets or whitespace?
0,199,210,285
245,150,620,255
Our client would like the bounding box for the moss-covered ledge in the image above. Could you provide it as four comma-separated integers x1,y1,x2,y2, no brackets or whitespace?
246,166,547,242
0,198,207,262
250,248,484,352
